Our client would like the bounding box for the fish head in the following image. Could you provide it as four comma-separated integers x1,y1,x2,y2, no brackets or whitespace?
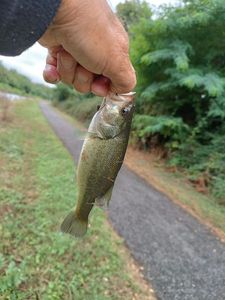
95,92,135,139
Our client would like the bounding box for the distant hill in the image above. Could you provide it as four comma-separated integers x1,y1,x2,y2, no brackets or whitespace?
0,62,53,99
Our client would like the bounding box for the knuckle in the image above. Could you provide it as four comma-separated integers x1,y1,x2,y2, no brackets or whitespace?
128,70,137,90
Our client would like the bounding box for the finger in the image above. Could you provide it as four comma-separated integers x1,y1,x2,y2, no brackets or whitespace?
43,53,60,84
104,56,136,94
73,65,94,93
43,65,60,84
91,76,110,97
46,53,57,66
57,49,77,85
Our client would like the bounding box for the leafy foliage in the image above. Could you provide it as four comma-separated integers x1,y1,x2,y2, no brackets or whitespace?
117,0,225,203
53,83,76,102
53,84,101,126
170,133,225,204
116,0,152,31
132,114,190,150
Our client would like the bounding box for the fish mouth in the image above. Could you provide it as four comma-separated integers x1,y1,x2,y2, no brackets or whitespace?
107,92,136,103
117,92,136,96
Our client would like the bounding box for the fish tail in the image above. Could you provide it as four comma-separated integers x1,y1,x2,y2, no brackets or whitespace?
60,212,88,238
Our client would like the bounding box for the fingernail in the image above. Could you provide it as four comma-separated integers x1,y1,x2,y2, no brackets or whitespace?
43,64,60,83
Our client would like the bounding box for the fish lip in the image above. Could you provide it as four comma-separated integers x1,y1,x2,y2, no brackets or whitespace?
107,92,136,103
117,92,136,96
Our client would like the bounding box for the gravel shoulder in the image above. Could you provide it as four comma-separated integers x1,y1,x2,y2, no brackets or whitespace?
40,101,225,300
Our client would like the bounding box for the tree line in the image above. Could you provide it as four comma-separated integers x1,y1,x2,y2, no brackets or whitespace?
0,62,53,98
117,0,225,203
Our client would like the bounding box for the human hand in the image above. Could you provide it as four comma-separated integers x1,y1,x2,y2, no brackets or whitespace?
38,0,136,96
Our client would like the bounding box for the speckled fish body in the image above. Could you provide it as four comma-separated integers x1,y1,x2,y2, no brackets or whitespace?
61,92,135,237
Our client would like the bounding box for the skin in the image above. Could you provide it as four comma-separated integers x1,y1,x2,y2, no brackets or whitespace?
38,0,136,96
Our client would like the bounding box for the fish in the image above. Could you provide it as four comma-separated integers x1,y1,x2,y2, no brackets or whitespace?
60,92,135,237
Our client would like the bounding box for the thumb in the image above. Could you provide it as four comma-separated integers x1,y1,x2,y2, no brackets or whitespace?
104,55,136,94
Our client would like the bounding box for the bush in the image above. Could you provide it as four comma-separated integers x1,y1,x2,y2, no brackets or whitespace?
53,83,76,102
0,62,53,98
116,0,225,204
132,114,190,151
53,83,101,126
69,97,101,124
170,134,225,203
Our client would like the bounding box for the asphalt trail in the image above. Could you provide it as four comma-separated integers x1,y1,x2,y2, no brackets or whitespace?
40,101,225,300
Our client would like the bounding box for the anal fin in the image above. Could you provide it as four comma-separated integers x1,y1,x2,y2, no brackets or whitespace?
95,186,114,209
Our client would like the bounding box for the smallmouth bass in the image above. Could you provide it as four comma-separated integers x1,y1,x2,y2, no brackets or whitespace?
61,92,135,237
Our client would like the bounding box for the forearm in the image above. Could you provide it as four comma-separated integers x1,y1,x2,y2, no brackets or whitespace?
0,0,61,56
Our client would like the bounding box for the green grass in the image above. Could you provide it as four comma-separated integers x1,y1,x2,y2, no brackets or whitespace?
0,100,153,300
0,83,27,96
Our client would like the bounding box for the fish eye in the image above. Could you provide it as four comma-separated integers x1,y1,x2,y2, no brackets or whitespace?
121,107,131,116
121,104,133,116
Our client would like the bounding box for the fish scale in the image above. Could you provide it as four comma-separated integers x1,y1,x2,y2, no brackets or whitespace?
61,92,135,237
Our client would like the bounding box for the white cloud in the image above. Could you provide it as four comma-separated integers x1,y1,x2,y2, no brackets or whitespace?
0,43,48,85
0,0,178,85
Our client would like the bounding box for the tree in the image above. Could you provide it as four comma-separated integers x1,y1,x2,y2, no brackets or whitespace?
116,0,152,31
131,0,225,131
129,0,225,201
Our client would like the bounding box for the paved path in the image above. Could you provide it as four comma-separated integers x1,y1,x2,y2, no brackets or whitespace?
40,102,225,300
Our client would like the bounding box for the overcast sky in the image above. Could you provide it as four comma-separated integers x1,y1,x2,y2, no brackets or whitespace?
0,0,178,85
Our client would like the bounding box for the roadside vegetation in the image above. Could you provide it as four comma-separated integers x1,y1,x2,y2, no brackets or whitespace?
53,83,102,127
0,99,154,300
0,62,53,98
53,0,225,206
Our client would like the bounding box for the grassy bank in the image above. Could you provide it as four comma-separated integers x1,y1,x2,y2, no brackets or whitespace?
0,82,27,96
0,99,155,300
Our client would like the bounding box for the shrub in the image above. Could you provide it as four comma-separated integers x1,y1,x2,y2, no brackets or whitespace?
132,114,190,151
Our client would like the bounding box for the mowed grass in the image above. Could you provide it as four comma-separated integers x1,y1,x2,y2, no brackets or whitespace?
0,100,154,300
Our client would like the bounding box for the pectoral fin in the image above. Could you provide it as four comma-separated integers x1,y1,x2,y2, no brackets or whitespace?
95,186,114,209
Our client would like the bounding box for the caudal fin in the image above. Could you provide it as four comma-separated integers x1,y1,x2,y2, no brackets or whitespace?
60,212,88,238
